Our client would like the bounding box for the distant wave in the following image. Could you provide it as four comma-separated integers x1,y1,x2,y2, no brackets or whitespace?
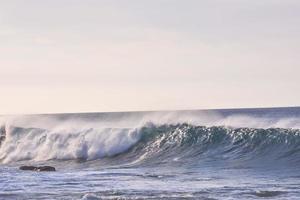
1,123,300,166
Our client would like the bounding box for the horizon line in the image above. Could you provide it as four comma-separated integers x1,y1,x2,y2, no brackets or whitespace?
2,105,299,116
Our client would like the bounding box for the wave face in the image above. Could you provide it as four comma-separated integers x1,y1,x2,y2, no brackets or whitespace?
1,122,300,166
132,124,300,166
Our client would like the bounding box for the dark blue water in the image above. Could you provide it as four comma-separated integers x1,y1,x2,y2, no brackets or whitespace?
0,107,300,199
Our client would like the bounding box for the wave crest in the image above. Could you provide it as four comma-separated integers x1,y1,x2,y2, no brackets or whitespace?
0,123,300,165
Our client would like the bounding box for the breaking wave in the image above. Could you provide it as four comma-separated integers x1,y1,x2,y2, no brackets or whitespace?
1,122,300,166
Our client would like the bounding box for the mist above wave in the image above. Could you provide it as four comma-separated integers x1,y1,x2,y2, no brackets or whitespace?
1,108,300,130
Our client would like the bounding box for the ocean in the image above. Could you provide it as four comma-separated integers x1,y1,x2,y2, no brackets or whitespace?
0,107,300,199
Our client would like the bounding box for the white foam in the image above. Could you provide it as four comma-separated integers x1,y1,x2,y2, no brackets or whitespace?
0,125,140,163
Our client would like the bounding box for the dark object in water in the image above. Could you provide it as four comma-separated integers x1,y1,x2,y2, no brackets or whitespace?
37,166,56,171
19,166,56,172
19,166,36,171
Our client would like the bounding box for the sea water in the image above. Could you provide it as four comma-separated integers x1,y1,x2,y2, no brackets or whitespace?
0,107,300,199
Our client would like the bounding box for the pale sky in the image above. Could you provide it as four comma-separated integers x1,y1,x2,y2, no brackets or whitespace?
0,0,299,114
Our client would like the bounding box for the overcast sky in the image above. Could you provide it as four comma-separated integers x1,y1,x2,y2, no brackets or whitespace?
0,0,299,114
